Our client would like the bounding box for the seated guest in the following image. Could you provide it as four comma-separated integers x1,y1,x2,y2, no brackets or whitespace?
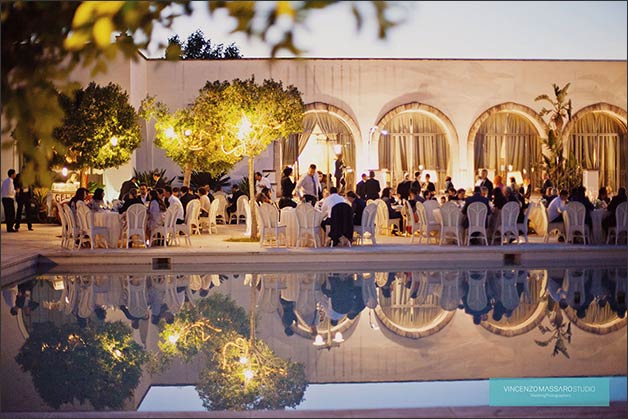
163,186,184,224
345,191,366,226
179,186,199,217
118,188,143,214
198,187,211,218
227,184,247,221
88,188,106,211
547,189,569,223
603,187,627,234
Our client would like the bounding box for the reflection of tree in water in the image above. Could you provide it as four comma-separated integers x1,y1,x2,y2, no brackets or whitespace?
15,321,146,409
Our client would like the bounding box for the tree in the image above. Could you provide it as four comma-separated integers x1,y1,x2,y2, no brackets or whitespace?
3,1,402,186
535,83,582,191
165,29,242,60
15,321,147,410
139,87,239,187
52,82,142,186
208,77,305,240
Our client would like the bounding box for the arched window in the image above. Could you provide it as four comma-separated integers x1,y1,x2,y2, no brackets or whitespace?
378,112,450,191
567,112,627,191
474,112,541,187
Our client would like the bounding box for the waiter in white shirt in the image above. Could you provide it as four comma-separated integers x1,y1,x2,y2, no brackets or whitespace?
2,169,17,232
296,164,322,206
254,172,272,195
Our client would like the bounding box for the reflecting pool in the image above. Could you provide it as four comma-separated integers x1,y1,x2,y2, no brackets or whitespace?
1,266,626,412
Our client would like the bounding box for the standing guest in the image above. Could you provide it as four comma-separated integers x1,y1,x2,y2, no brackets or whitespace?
254,171,271,195
364,170,381,200
163,186,184,224
422,173,436,195
296,164,322,205
139,183,150,206
396,173,412,201
14,173,34,231
279,166,297,209
345,191,366,226
118,188,143,214
198,187,211,218
88,188,106,211
444,176,455,193
356,173,368,200
2,169,17,232
179,186,199,217
227,184,246,221
118,176,138,201
478,169,494,198
541,172,553,200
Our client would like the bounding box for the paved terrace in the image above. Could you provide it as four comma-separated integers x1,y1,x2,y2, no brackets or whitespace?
1,223,625,286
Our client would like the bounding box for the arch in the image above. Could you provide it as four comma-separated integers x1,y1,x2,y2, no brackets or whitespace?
374,102,458,190
467,102,549,147
563,102,627,139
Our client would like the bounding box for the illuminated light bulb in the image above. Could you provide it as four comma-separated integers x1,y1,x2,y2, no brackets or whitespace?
243,369,255,381
168,334,179,344
313,335,325,346
333,332,344,343
62,167,68,177
110,136,118,147
239,356,249,364
165,127,176,139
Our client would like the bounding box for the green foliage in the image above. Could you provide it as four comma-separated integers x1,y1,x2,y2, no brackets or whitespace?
166,30,242,59
133,168,175,189
534,83,582,191
52,82,142,171
196,332,308,411
15,321,147,410
177,171,231,191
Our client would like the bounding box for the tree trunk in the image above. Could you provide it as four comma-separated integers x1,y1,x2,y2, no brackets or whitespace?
183,162,193,188
248,156,259,240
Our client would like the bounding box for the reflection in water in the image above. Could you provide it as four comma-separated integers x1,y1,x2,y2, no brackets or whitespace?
2,268,626,412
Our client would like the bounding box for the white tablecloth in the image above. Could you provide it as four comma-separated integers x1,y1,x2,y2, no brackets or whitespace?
280,208,298,247
591,209,608,244
94,211,123,248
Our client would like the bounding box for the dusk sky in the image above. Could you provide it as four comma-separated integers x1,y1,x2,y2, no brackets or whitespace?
147,1,627,59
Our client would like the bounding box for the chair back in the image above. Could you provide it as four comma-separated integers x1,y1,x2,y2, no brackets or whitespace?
467,202,488,229
127,203,148,231
500,201,520,232
296,202,317,229
440,202,461,227
616,201,628,233
423,199,440,225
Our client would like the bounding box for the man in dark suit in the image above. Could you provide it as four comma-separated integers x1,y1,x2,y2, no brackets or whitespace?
119,176,138,201
355,173,367,199
478,169,494,198
396,173,411,201
364,170,381,200
346,191,366,226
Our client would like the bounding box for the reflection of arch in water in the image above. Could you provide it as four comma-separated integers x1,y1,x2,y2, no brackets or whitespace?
374,272,455,339
481,270,548,337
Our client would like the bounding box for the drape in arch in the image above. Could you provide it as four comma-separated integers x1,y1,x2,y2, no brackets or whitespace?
474,112,540,185
567,112,627,191
379,112,449,183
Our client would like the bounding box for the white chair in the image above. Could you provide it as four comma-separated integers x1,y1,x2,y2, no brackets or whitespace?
517,202,534,244
606,201,627,245
295,202,321,247
186,200,202,235
404,201,421,243
229,195,249,224
76,202,109,249
439,201,463,246
354,202,378,245
465,202,489,246
55,201,70,249
415,201,440,244
258,202,287,247
492,201,520,245
122,203,147,248
150,206,177,247
540,203,565,243
564,201,589,244
62,204,80,250
375,199,400,236
214,194,228,224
